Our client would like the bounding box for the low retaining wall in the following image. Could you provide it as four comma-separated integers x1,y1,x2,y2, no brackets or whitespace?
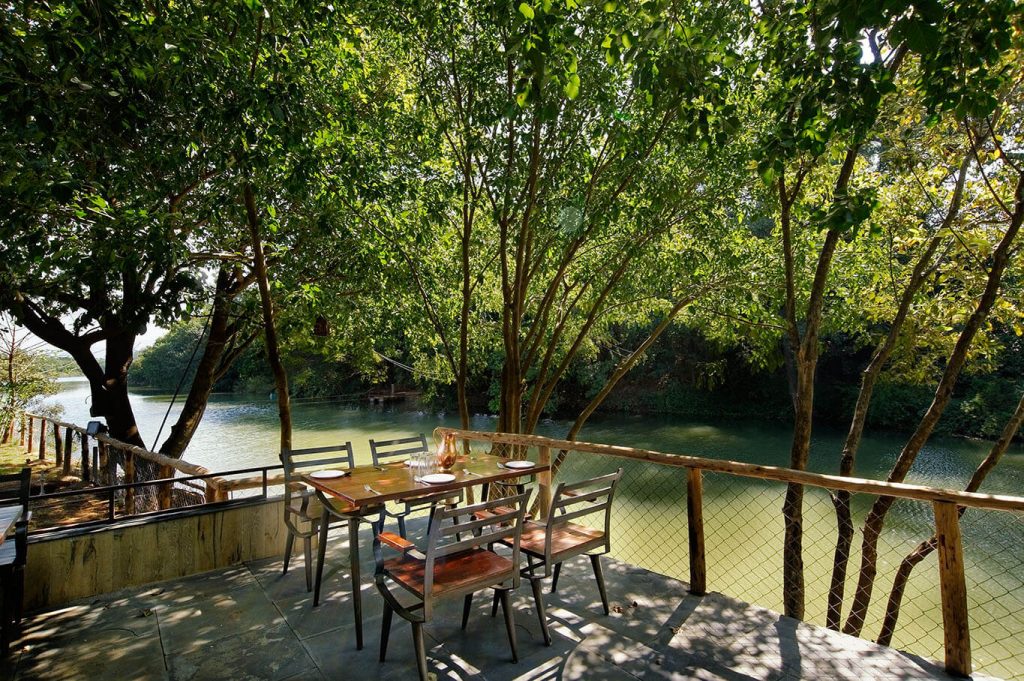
25,498,290,610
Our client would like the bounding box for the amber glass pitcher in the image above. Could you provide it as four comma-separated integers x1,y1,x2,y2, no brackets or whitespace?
436,432,457,470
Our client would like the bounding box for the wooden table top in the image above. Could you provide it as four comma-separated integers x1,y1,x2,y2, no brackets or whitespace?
0,505,22,546
303,453,547,509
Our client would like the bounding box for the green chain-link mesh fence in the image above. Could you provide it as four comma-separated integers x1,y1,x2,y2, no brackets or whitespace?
551,448,1024,680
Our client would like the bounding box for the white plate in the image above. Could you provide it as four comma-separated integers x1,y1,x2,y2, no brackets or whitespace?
420,473,456,484
310,469,348,479
504,460,534,469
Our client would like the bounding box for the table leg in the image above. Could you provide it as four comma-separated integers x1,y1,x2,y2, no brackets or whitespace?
349,518,363,650
313,507,329,607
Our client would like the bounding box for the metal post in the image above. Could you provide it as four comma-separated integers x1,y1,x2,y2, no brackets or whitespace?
687,467,707,596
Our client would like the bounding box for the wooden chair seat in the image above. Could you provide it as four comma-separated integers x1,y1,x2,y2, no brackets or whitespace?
518,520,605,561
505,469,622,648
384,548,516,599
375,494,529,681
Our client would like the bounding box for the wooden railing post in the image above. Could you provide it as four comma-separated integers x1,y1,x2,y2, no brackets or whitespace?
537,445,552,519
63,426,73,475
91,445,99,482
687,467,707,596
934,501,971,677
157,465,173,510
19,414,25,447
38,418,46,460
53,422,64,467
124,450,136,515
26,416,33,454
81,432,90,482
99,438,112,485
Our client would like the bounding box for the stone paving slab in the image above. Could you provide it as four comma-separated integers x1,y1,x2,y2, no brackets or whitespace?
0,521,1000,681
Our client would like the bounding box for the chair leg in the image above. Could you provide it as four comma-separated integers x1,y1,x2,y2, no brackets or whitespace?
282,531,295,575
462,593,473,630
529,577,552,646
13,568,23,629
590,555,609,615
498,588,518,663
397,515,408,539
550,562,563,593
490,590,500,617
349,520,364,651
313,513,330,607
303,535,313,593
412,621,429,681
380,600,393,662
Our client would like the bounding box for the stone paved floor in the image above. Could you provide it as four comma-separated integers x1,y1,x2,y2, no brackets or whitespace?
0,521,992,681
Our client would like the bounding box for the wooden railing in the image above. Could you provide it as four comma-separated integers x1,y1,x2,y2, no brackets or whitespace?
435,427,1024,677
14,413,231,507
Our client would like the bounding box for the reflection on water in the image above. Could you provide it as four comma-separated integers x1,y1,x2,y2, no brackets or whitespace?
46,379,1024,677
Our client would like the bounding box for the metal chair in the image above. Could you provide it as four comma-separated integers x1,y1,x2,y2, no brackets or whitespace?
369,435,463,538
280,445,382,604
510,468,623,646
374,492,529,681
0,468,30,654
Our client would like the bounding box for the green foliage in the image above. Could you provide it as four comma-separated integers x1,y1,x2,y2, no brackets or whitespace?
130,319,210,392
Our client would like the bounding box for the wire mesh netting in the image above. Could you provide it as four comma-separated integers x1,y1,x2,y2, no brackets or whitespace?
551,449,1024,680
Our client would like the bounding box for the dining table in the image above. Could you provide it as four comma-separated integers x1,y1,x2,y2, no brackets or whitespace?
303,452,550,650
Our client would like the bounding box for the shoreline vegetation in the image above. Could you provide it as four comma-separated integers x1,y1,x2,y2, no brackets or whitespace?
124,322,1024,446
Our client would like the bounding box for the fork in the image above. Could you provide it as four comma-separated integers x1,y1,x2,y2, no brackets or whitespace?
461,468,481,477
363,484,381,495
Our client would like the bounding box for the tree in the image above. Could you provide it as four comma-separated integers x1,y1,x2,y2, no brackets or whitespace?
338,0,752,441
0,314,60,442
749,0,1020,619
0,0,366,464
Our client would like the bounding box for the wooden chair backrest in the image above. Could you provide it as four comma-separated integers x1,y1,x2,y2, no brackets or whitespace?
280,444,356,505
543,468,623,560
0,468,30,515
369,435,428,466
422,492,529,601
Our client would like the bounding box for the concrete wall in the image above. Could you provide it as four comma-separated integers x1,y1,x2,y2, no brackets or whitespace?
25,498,289,610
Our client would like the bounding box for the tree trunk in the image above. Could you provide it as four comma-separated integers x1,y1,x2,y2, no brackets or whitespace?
827,152,969,629
157,267,252,458
877,390,1024,646
549,296,692,477
843,173,1023,636
244,182,292,452
457,214,471,431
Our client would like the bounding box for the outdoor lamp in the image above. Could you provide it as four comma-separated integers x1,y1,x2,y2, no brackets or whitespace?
86,421,107,436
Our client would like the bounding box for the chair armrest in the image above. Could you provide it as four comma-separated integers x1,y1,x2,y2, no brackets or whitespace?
379,531,416,555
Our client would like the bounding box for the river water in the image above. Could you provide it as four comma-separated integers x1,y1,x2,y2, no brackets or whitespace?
47,380,1024,677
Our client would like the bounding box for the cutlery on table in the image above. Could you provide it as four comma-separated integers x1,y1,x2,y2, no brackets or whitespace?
363,484,381,495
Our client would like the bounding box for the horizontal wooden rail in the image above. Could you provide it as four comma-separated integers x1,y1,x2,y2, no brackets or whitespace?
21,413,224,495
435,427,1024,513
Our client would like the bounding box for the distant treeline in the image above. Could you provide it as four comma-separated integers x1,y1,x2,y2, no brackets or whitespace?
131,319,1022,443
